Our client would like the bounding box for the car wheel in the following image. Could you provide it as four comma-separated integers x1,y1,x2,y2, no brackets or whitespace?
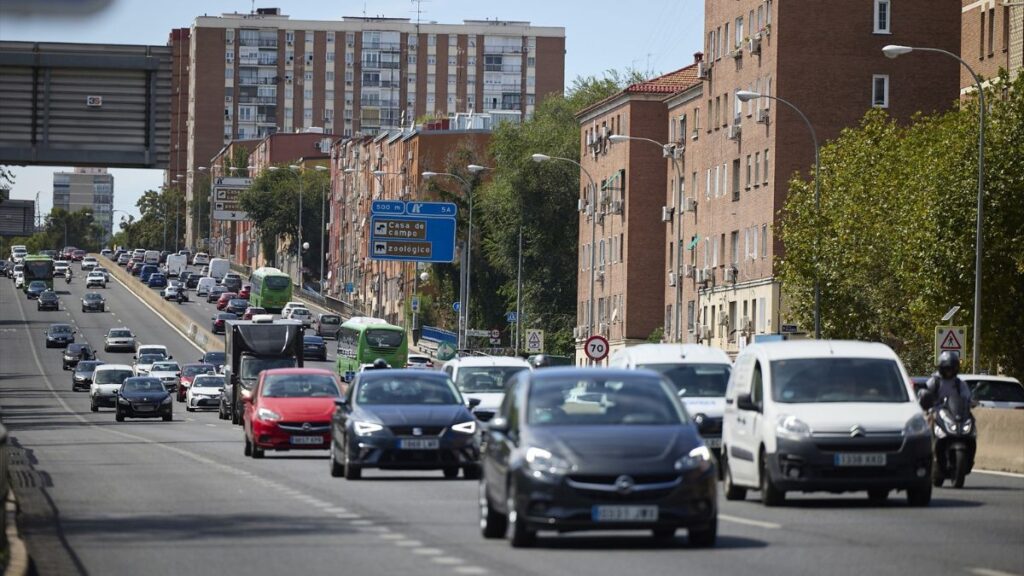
244,435,253,456
329,441,346,478
163,412,172,422
907,482,932,507
759,450,785,507
652,528,676,540
186,405,194,412
867,489,889,503
343,440,361,480
252,444,264,459
688,516,718,548
479,480,507,539
115,409,124,422
722,452,747,501
443,466,460,479
90,400,98,413
507,483,536,548
463,464,482,480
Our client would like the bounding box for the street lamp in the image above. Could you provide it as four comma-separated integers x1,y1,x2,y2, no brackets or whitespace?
422,170,475,351
737,89,821,339
882,44,986,371
531,153,599,363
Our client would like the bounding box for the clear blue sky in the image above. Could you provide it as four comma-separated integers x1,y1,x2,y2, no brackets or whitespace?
1,0,703,220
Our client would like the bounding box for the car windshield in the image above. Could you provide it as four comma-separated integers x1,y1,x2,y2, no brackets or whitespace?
29,281,46,289
971,380,1024,403
182,365,213,377
50,325,72,334
240,357,297,380
455,367,528,393
122,378,166,393
137,349,166,359
85,294,103,301
261,374,340,398
527,375,686,426
151,362,179,372
193,376,225,389
94,369,133,385
265,276,290,290
637,363,731,398
356,375,460,405
204,352,226,364
138,354,164,364
76,361,103,373
364,328,403,348
229,299,247,306
770,357,909,403
320,316,341,325
109,330,132,338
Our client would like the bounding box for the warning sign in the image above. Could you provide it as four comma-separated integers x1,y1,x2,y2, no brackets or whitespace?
934,325,966,365
525,329,544,354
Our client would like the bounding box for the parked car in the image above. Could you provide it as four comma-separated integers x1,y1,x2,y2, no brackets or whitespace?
225,298,249,315
82,292,106,313
244,368,343,458
211,312,237,334
960,375,1024,409
104,328,136,352
177,363,217,402
44,323,76,348
63,343,96,370
72,360,105,391
86,271,107,288
37,290,60,311
315,313,343,339
186,374,225,412
115,377,173,422
147,273,168,288
215,291,238,310
148,360,182,394
238,283,251,299
90,364,135,412
207,285,229,303
242,306,267,320
26,280,47,299
303,335,328,361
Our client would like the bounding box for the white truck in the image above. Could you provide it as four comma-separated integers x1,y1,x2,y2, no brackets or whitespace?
144,250,161,266
164,254,187,277
208,258,230,280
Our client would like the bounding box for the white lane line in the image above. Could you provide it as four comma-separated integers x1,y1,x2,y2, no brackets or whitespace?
379,533,406,540
431,557,464,565
719,514,782,529
358,526,389,533
205,423,217,428
969,568,1022,576
973,469,1024,480
411,548,443,556
394,540,423,547
335,513,361,519
349,520,373,526
324,507,349,514
454,567,489,574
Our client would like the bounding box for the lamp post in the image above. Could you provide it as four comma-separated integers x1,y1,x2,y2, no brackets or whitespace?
882,44,985,370
737,90,821,339
531,153,599,363
422,170,474,352
315,165,329,296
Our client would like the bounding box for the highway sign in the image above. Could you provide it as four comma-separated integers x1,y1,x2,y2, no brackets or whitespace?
525,329,544,354
466,329,490,338
584,335,610,361
369,201,457,263
407,201,457,217
212,177,252,221
371,200,406,215
934,325,966,365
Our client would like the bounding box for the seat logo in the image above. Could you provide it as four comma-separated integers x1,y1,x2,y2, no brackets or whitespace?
412,427,423,436
615,475,635,495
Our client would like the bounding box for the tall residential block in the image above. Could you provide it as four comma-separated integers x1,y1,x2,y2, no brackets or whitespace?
52,167,115,240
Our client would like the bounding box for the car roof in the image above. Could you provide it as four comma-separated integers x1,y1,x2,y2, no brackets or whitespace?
443,356,530,369
262,367,336,377
138,344,167,350
959,374,1022,384
610,343,733,365
739,340,899,362
528,367,664,380
95,363,133,371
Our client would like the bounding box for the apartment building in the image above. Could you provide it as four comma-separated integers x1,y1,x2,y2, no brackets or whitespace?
52,168,115,240
179,8,564,249
573,65,701,364
663,0,960,354
961,0,1022,92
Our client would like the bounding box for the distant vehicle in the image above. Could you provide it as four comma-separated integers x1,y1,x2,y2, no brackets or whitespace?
139,264,158,282
37,289,60,311
14,270,25,289
216,292,239,310
243,368,342,457
81,256,98,270
192,252,210,265
208,258,230,280
90,364,135,411
330,370,479,480
53,260,71,278
23,255,55,290
405,354,434,370
162,283,187,301
81,292,106,313
221,272,242,293
72,360,104,391
242,306,267,320
149,360,182,390
314,313,342,339
187,374,225,412
115,377,173,422
249,267,292,313
104,328,136,352
335,317,408,379
199,351,226,371
44,323,76,348
100,249,113,258
441,356,530,422
63,343,96,370
177,363,217,402
285,307,313,328
224,317,305,425
207,285,229,303
143,250,160,266
86,271,107,288
211,312,238,334
961,375,1024,409
133,353,166,376
303,335,328,361
225,298,249,316
238,283,251,299
147,273,168,288
71,249,86,261
164,254,187,277
117,253,131,265
280,301,306,317
26,280,47,299
196,277,218,296
10,245,27,263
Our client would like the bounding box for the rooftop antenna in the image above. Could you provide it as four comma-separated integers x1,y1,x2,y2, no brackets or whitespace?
250,0,255,14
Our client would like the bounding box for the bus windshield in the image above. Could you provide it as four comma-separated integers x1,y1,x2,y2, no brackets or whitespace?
24,259,54,281
264,275,290,290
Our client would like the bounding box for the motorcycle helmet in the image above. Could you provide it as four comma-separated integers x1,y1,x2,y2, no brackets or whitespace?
937,350,960,379
371,358,390,370
530,354,551,369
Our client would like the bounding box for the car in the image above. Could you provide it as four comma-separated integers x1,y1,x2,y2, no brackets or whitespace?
44,323,76,348
81,292,106,313
100,249,113,258
0,260,7,277
442,356,531,422
285,307,313,328
182,272,200,289
37,290,60,311
133,353,166,376
187,374,225,411
177,363,217,402
244,368,343,458
93,266,110,278
329,370,480,480
478,367,718,548
136,344,170,360
207,285,229,303
178,270,193,287
192,252,210,265
198,265,210,277
86,271,107,288
162,284,188,301
221,273,242,293
72,249,86,261
238,283,251,299
90,364,135,411
405,354,435,370
195,277,217,296
242,306,267,320
72,360,104,391
225,298,249,316
148,360,182,394
13,271,25,289
960,374,1024,409
63,343,97,370
81,256,98,270
199,351,227,371
53,260,71,278
303,335,328,361
115,377,173,422
117,253,131,265
139,264,159,282
281,301,306,317
314,313,343,339
104,328,136,352
722,340,932,507
147,273,168,288
211,312,237,334
159,250,171,264
26,280,47,299
215,291,238,310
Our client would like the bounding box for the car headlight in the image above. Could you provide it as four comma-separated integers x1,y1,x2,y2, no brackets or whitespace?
675,445,713,472
353,420,383,436
118,397,129,404
776,415,812,438
933,424,947,439
162,396,173,405
525,446,571,479
451,420,477,435
256,407,281,422
903,413,929,437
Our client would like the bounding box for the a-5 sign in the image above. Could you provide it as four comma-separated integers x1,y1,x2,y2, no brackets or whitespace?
585,335,609,362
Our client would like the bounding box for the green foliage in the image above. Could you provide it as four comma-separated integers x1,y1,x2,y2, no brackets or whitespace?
647,327,665,344
112,187,187,251
17,208,106,252
778,71,1024,374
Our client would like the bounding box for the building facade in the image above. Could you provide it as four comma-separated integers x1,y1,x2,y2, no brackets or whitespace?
52,167,115,240
961,0,1022,93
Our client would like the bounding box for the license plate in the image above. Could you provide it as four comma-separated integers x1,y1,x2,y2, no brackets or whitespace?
834,453,887,466
291,436,324,445
134,405,154,412
399,438,439,450
704,437,722,449
592,506,659,522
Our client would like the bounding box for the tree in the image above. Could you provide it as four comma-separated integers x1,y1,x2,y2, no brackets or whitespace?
111,187,186,250
778,70,1024,374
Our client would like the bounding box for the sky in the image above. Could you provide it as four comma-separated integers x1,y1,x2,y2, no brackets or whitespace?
0,0,703,220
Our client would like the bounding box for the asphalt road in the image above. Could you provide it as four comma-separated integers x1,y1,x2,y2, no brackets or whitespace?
1,263,1023,576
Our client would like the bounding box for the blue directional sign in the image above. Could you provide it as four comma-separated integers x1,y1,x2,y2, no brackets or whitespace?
453,301,461,312
407,201,458,217
371,200,406,215
505,311,518,323
369,201,457,263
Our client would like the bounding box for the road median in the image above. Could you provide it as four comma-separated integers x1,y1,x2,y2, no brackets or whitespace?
974,407,1024,474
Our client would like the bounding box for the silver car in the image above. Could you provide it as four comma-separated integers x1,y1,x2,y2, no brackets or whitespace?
104,328,137,352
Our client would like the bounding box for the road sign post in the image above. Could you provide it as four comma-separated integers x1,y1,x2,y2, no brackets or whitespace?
584,335,610,363
211,177,252,221
525,329,544,354
369,201,457,263
934,325,967,365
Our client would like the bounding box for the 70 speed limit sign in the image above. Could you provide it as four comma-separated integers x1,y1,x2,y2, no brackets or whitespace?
584,335,610,361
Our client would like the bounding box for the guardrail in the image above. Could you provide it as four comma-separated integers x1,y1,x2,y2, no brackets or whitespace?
974,407,1024,474
226,261,367,319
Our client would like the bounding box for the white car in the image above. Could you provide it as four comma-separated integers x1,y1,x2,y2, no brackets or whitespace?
93,266,111,280
53,260,70,277
186,374,225,412
149,360,182,394
104,328,136,352
961,374,1024,409
280,301,307,317
133,345,171,374
406,354,435,370
137,344,170,359
86,271,107,288
81,256,98,270
192,252,210,265
285,307,313,327
90,364,135,412
442,356,531,422
14,271,24,289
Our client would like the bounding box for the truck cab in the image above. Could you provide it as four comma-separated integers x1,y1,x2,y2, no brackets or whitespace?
224,316,305,425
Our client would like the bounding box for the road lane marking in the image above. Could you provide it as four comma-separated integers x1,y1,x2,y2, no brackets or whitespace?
412,548,443,556
108,272,205,353
719,514,782,529
394,540,423,547
349,520,373,526
205,423,217,428
974,469,1024,480
379,533,406,540
324,507,349,514
431,557,464,565
970,569,1022,576
335,513,361,519
454,567,488,575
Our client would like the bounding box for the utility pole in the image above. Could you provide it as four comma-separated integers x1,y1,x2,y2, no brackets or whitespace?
515,226,523,356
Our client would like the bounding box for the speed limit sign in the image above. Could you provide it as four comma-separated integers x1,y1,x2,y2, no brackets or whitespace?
584,335,610,362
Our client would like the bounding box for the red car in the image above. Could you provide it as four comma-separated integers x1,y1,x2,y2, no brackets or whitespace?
242,306,266,320
243,368,343,458
72,249,87,261
238,284,251,299
177,363,217,402
215,292,238,310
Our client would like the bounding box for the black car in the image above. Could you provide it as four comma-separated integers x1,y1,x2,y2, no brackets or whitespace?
478,368,718,548
224,298,249,316
185,273,200,289
159,250,171,264
37,290,60,311
63,343,96,370
330,370,481,481
211,312,237,334
199,351,226,371
221,274,242,293
72,360,105,391
81,292,106,313
26,280,47,299
179,271,193,287
303,335,328,361
116,377,173,422
44,323,76,348
207,285,228,303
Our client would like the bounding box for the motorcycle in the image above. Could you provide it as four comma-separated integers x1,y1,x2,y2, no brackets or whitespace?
65,272,72,284
927,391,977,488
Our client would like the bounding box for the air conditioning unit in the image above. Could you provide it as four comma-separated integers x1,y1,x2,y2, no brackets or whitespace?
609,200,623,214
661,206,674,222
683,197,698,212
757,109,770,124
599,322,609,335
668,272,677,287
673,145,685,159
700,267,714,283
596,266,605,282
742,316,752,331
700,325,712,340
749,36,762,55
725,267,738,282
684,264,696,279
697,61,709,80
731,46,743,59
728,124,742,140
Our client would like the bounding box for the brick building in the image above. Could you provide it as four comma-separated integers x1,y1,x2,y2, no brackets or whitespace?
960,0,1022,93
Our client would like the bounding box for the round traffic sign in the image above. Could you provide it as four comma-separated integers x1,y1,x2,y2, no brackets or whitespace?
584,335,610,361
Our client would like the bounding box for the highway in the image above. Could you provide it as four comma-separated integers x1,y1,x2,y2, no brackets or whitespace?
1,264,1022,576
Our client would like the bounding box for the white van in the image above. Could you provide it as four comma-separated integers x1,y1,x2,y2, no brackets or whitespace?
722,340,932,507
90,364,135,411
164,254,187,277
144,250,160,265
442,356,530,421
10,245,27,263
609,344,732,454
208,258,229,280
195,277,218,296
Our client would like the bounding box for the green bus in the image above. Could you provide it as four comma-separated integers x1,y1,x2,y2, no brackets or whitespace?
22,255,55,291
335,317,408,378
249,267,292,312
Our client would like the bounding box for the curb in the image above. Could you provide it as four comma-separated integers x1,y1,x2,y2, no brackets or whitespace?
3,493,28,576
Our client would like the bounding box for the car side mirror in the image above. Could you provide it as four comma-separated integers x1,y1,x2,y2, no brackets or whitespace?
736,393,759,412
467,397,482,409
488,417,509,434
917,389,936,411
168,355,173,360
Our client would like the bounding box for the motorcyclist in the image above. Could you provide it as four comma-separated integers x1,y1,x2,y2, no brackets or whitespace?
176,287,186,304
530,354,553,369
368,358,390,370
925,351,971,409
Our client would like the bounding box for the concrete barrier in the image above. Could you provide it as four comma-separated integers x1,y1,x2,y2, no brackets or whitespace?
101,257,224,353
974,407,1024,474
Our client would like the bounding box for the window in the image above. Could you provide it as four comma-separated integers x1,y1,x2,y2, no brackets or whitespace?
693,107,700,136
712,234,720,268
744,228,751,260
730,231,739,265
735,17,744,48
448,55,457,66
225,51,234,63
764,149,770,184
326,31,335,43
988,8,995,57
326,71,334,82
980,10,986,59
732,158,741,201
761,224,768,257
714,97,720,129
705,169,711,200
1004,6,1011,53
687,301,695,332
872,74,889,108
874,0,890,34
752,225,759,259
754,152,760,185
746,155,752,189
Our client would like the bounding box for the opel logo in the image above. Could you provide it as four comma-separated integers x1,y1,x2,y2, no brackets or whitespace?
302,422,312,431
850,425,866,438
615,475,635,495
